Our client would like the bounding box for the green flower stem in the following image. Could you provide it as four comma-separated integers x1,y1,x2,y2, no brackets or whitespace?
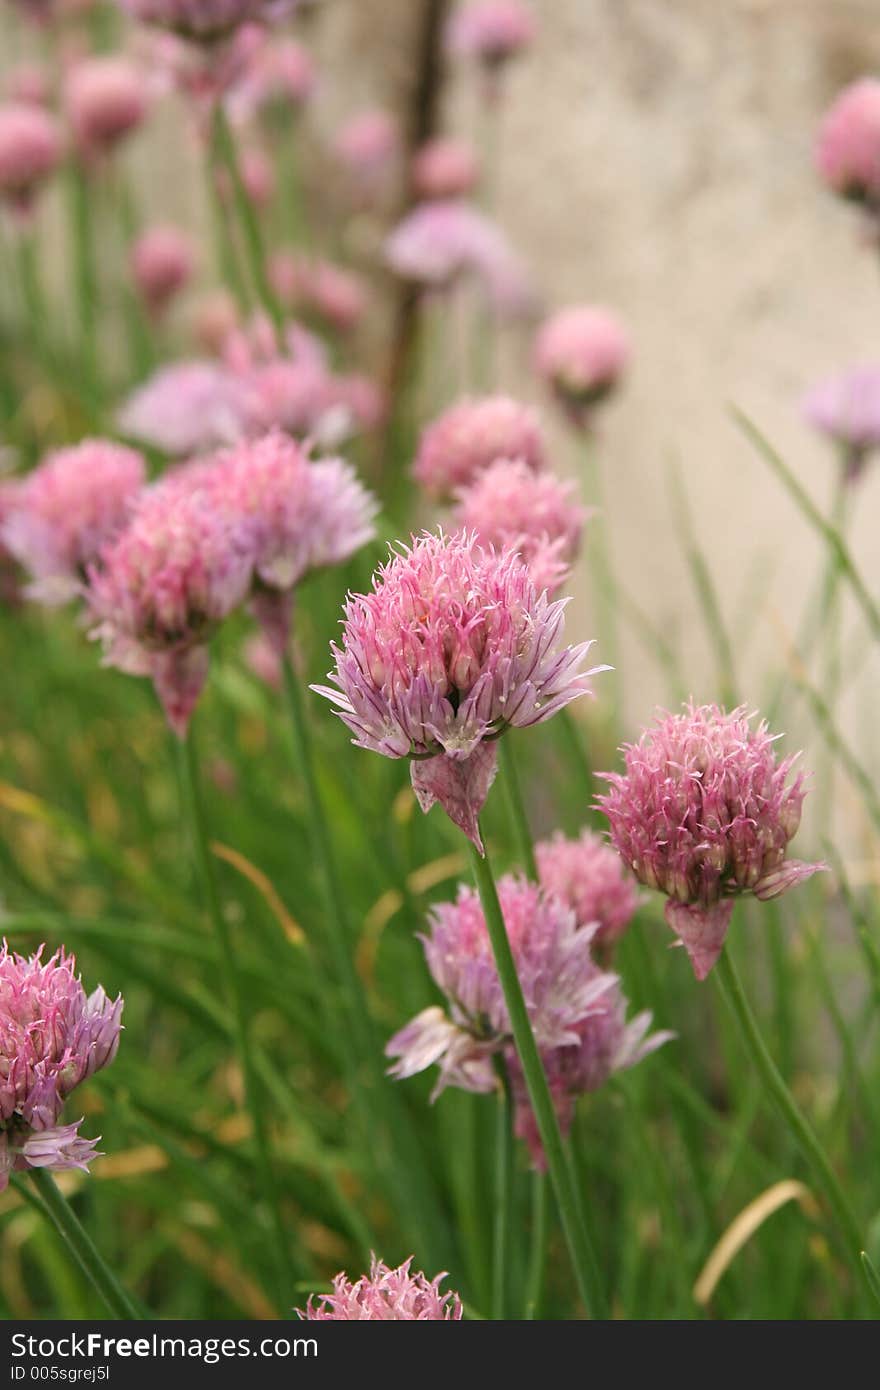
211,101,283,332
524,1169,548,1319
714,946,866,1283
177,730,296,1303
492,1077,512,1320
468,832,607,1318
68,162,99,389
580,434,618,706
26,1170,141,1320
498,737,538,879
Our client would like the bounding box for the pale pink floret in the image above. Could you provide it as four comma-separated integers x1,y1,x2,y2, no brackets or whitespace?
313,531,605,850
2,440,145,603
453,458,585,595
412,136,479,201
536,827,639,958
386,199,532,314
597,702,826,980
0,942,122,1191
65,58,149,157
86,475,253,735
815,78,880,205
333,109,398,177
447,0,536,67
131,225,195,316
119,361,252,456
534,305,631,425
414,394,546,499
298,1255,462,1321
120,0,272,40
802,364,880,483
0,102,62,211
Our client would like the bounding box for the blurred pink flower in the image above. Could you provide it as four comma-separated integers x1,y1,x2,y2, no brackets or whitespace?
412,136,479,200
535,827,639,958
226,36,315,122
447,1,536,67
192,288,240,354
6,65,51,108
3,440,145,604
386,199,532,313
816,78,880,207
333,108,398,183
0,102,62,212
413,394,546,499
269,252,367,332
65,57,149,158
453,458,586,594
298,1256,462,1321
119,361,252,455
597,703,826,980
0,943,122,1191
215,144,275,208
131,225,195,316
534,305,631,425
313,531,605,850
802,364,880,483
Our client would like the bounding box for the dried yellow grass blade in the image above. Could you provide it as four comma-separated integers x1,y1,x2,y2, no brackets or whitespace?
211,840,304,945
693,1179,817,1305
166,1226,279,1319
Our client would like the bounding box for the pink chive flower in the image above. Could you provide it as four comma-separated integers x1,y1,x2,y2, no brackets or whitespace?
447,1,536,74
131,225,195,316
217,145,275,209
298,1256,462,1321
0,103,62,213
118,361,252,455
802,364,880,483
313,531,605,851
269,252,367,333
815,79,880,208
597,703,826,980
386,199,532,313
2,440,145,604
119,0,278,41
333,109,398,182
86,475,253,736
0,943,123,1191
65,58,149,158
227,37,315,123
535,828,639,959
413,394,546,499
7,66,51,108
452,459,586,595
534,305,631,426
412,136,479,201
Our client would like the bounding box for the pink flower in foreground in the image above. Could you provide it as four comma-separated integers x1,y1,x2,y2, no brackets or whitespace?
87,475,253,735
298,1256,462,1321
313,532,605,850
534,305,631,426
453,459,586,595
119,0,275,41
447,1,536,68
131,225,195,316
65,58,149,158
816,79,880,207
802,364,880,483
0,103,62,212
0,943,122,1191
119,361,252,455
2,440,145,603
412,137,479,201
597,703,826,980
386,200,532,314
413,394,546,499
535,828,639,959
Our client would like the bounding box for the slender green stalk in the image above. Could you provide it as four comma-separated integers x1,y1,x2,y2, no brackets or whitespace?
498,737,538,879
468,833,607,1317
492,1079,512,1320
24,1170,141,1320
580,435,619,708
669,461,737,708
714,946,866,1282
524,1170,547,1319
177,730,296,1302
68,162,99,389
794,667,880,837
211,102,282,332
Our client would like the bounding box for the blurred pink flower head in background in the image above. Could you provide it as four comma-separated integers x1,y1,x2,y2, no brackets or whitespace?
0,943,123,1190
534,304,631,425
131,224,195,316
386,199,532,314
802,363,880,483
816,78,880,207
452,458,586,595
298,1256,462,1321
269,251,368,332
65,57,149,158
313,531,605,850
597,702,826,980
227,35,316,122
447,0,536,68
192,288,240,354
2,440,145,604
0,102,62,213
413,393,546,498
333,108,398,198
6,65,51,108
535,827,640,959
412,136,479,200
118,361,252,455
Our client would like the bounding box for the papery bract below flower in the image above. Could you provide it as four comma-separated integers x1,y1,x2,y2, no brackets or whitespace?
802,364,880,483
452,458,586,595
412,136,479,201
535,827,639,958
131,224,195,316
0,102,62,212
597,702,826,979
297,1256,462,1321
2,440,146,603
118,361,252,456
0,943,122,1190
534,304,631,426
65,58,149,158
314,531,605,850
815,78,880,207
413,394,546,499
86,474,253,736
385,199,533,315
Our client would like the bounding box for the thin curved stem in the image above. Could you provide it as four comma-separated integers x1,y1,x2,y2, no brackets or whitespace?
25,1170,141,1320
498,737,538,879
492,1078,512,1320
211,101,282,332
524,1170,547,1319
468,833,607,1318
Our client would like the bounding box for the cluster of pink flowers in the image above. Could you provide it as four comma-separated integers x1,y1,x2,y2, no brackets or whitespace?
314,531,605,850
597,702,825,979
298,1256,462,1321
0,943,123,1191
2,440,145,603
0,101,62,213
534,305,631,426
802,364,880,483
535,827,640,959
387,876,669,1166
413,394,545,498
